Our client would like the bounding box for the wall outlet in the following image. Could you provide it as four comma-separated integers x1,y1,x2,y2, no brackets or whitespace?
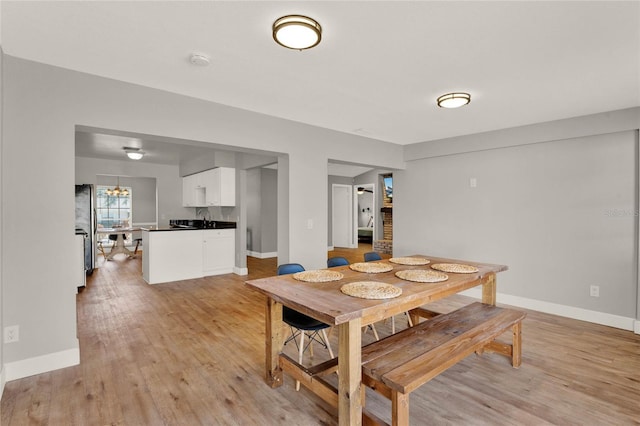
470,178,477,188
4,325,19,343
590,285,600,298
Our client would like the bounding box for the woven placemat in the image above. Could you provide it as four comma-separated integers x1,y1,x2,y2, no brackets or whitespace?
349,262,393,273
395,269,448,283
340,281,402,299
292,270,344,283
430,263,479,274
389,257,431,266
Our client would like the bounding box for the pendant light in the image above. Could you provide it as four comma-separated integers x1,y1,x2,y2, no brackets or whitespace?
105,176,129,197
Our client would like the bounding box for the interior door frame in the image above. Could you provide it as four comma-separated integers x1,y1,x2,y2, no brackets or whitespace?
353,183,375,247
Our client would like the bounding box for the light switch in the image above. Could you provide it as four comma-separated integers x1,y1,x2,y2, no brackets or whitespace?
470,178,477,188
307,219,313,229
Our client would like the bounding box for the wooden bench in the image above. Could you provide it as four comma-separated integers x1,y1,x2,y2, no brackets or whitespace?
360,302,526,426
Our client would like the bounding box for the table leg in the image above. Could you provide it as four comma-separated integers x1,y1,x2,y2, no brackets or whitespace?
481,272,497,305
265,297,284,388
338,318,362,426
106,234,135,260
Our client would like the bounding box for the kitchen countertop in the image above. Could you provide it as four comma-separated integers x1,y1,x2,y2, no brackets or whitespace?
142,222,236,232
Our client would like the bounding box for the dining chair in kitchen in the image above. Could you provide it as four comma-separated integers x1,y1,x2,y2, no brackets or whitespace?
327,256,349,268
97,238,112,259
133,238,143,254
363,251,412,333
277,263,334,390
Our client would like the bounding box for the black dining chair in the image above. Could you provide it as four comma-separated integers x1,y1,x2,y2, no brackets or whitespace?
277,263,335,390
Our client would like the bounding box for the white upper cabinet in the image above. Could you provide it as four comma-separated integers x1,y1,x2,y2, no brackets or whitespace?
204,167,236,207
182,167,235,207
182,173,206,207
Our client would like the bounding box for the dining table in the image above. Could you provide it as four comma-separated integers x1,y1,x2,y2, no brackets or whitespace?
244,254,508,425
98,227,141,260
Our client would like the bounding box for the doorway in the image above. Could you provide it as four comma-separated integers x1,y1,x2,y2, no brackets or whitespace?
355,183,375,248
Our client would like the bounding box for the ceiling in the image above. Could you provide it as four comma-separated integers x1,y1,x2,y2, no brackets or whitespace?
2,1,639,151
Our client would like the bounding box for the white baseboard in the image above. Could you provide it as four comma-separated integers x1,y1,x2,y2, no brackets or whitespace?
247,251,277,259
0,365,5,400
460,288,637,332
328,246,334,251
4,346,80,382
635,320,640,334
234,266,249,276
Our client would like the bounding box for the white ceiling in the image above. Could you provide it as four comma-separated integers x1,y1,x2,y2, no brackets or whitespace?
2,1,639,148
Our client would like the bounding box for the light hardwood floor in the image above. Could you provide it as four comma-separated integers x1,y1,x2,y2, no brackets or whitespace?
2,246,639,425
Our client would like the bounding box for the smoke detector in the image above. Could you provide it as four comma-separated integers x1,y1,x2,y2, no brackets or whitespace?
189,53,211,66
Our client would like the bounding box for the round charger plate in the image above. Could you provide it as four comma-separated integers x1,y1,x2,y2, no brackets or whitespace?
349,262,393,273
395,269,448,283
389,257,431,266
292,270,344,283
340,281,402,299
430,263,479,274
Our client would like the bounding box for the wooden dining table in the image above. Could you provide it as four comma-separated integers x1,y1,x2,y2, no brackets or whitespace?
245,255,508,425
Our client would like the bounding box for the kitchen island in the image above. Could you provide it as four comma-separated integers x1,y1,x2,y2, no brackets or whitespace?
142,224,236,284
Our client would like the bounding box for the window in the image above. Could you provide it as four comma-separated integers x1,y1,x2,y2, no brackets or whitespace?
96,186,132,228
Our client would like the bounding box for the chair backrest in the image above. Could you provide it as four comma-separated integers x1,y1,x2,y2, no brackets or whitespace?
364,252,382,262
277,263,305,275
327,257,349,268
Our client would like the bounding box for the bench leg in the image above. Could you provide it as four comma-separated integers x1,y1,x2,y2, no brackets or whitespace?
391,390,409,426
512,321,522,368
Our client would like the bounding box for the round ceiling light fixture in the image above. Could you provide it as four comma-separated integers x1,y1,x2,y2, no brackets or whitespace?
437,92,471,109
124,147,144,160
273,15,322,50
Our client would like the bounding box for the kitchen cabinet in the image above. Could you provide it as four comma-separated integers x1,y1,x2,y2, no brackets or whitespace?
203,229,235,275
143,229,204,284
182,173,206,207
143,228,236,284
205,167,236,207
182,167,235,207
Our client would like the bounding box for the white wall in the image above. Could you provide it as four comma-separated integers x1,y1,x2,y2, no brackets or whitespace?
1,55,404,378
96,175,156,225
0,45,5,396
76,157,186,228
395,109,640,328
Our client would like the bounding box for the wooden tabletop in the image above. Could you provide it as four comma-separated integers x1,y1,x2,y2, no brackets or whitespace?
245,255,507,327
97,227,141,235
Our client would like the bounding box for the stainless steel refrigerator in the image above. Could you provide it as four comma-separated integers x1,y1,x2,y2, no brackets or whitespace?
75,184,96,274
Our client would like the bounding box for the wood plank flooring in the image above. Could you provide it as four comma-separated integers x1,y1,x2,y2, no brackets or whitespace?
2,245,640,425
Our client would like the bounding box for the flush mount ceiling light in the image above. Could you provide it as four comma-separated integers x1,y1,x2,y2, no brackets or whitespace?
272,15,322,50
124,147,144,160
437,92,471,109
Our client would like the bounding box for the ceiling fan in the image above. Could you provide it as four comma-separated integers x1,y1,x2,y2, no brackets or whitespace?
357,187,373,194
